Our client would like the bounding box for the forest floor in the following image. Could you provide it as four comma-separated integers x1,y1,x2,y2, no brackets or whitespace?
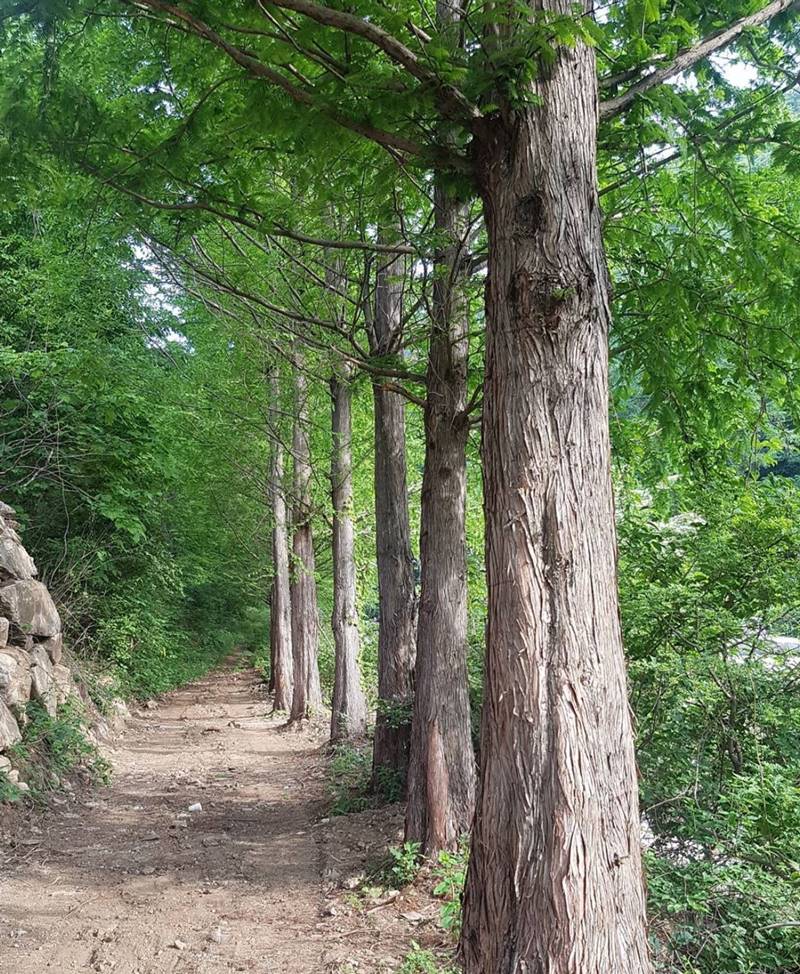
0,663,450,973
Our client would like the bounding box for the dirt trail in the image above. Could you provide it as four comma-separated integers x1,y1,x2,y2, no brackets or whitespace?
0,664,345,973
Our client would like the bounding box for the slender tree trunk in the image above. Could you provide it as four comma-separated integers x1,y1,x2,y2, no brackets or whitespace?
290,358,322,721
460,17,651,974
405,179,475,851
269,374,293,712
330,368,368,740
369,238,417,784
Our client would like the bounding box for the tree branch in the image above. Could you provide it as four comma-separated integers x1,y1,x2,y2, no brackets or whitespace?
600,0,800,119
126,0,426,158
261,0,480,121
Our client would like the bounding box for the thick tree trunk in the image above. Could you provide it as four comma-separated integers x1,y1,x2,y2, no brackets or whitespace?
405,182,475,852
330,369,368,741
289,359,322,721
369,240,417,784
459,18,652,974
269,375,293,712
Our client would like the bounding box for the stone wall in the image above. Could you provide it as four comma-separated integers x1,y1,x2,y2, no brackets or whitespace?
0,501,81,791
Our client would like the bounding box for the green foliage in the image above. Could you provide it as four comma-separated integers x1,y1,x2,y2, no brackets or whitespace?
396,945,458,974
0,180,270,702
328,741,406,816
375,696,414,730
8,698,110,800
0,770,22,804
328,742,373,815
383,841,422,887
619,475,800,972
432,841,469,938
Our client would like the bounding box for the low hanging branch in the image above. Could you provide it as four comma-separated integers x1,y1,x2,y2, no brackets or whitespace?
600,0,800,119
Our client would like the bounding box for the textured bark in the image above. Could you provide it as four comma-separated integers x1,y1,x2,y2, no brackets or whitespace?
330,370,368,741
269,375,293,713
460,11,652,974
368,238,417,783
289,360,322,722
405,173,475,852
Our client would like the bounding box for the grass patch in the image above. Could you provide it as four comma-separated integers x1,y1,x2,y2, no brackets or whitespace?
397,944,458,974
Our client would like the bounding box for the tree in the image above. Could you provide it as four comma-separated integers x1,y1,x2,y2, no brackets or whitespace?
369,238,418,783
269,371,293,713
405,0,476,851
289,355,323,721
330,365,368,739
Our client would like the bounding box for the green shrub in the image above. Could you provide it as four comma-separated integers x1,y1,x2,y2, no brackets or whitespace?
432,841,469,938
329,742,373,815
8,698,110,800
383,841,422,887
0,770,22,804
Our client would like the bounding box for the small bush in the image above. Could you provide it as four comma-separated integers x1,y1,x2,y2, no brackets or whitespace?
8,698,110,800
432,840,469,938
382,841,422,887
0,770,22,804
329,742,372,815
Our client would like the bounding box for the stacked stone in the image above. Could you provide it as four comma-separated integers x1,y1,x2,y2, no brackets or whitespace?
0,501,76,773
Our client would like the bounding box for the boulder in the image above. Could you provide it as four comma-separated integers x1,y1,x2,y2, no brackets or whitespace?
30,646,57,716
0,580,61,638
52,665,75,705
0,699,21,750
0,754,12,773
39,633,63,665
0,529,37,580
30,644,51,670
0,617,8,648
0,647,32,710
0,502,15,518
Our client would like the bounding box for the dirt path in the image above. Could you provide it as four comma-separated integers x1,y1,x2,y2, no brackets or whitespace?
0,664,343,973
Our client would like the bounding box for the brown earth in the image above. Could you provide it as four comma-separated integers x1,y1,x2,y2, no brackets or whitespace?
0,664,451,974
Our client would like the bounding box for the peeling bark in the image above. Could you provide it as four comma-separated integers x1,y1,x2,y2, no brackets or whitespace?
405,169,475,852
460,9,651,972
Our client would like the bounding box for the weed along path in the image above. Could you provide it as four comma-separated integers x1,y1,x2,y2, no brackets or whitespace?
0,664,423,974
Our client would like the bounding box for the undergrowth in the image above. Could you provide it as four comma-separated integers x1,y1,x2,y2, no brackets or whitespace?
397,945,458,974
328,741,404,815
98,601,269,700
0,770,22,803
7,698,110,802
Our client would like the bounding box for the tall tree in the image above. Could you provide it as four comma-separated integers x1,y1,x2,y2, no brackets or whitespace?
459,10,653,968
289,355,322,721
269,371,294,713
405,0,476,856
369,238,417,783
330,365,368,740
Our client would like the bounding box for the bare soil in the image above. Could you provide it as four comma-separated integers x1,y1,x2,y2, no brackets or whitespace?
0,664,450,974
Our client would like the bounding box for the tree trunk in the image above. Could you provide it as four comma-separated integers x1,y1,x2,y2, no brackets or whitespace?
369,239,417,785
405,180,475,852
459,18,652,974
269,374,293,712
289,358,322,721
330,368,368,741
